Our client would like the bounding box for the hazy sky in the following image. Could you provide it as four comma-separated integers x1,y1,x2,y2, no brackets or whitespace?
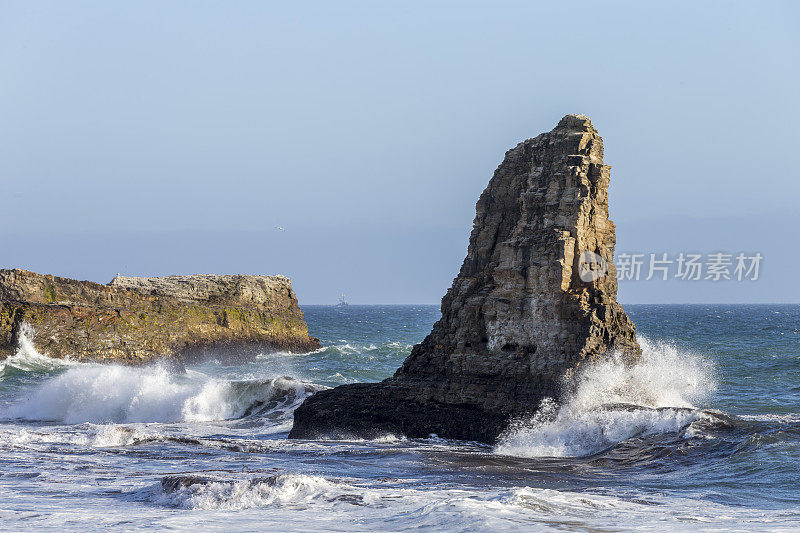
1,1,798,304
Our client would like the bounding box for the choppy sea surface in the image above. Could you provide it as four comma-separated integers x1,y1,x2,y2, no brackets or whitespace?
1,304,798,532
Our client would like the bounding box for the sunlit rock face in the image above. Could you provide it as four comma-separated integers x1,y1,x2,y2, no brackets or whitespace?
0,269,320,363
290,114,640,443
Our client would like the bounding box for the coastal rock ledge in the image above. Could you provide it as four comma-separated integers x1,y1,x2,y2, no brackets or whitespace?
290,114,640,443
0,270,320,363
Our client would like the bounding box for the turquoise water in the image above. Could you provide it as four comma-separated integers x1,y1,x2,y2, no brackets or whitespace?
0,304,798,531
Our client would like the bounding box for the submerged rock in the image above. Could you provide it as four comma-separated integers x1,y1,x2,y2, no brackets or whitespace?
290,114,640,443
0,270,320,363
161,475,214,493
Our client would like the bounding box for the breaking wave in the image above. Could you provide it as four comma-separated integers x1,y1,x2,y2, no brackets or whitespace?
131,472,796,532
496,337,719,458
0,323,77,379
0,323,321,425
2,363,320,425
148,473,375,510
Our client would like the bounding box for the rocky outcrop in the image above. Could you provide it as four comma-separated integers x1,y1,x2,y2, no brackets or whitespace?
290,114,640,443
0,269,320,363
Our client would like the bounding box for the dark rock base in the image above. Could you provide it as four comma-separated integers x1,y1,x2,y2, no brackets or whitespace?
288,382,513,443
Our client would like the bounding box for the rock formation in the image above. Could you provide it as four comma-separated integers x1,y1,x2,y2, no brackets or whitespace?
0,269,320,363
290,114,640,443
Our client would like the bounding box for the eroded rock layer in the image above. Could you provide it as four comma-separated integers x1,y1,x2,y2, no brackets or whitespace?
290,114,639,443
0,269,320,363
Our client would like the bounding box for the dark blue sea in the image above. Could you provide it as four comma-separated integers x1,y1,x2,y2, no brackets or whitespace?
0,304,798,531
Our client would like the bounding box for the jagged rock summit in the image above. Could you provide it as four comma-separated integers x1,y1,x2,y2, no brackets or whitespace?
290,114,640,443
0,269,320,362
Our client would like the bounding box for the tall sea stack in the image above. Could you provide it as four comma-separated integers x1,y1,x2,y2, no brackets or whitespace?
290,114,640,443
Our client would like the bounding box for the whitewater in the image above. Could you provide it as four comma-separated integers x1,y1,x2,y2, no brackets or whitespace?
1,304,798,531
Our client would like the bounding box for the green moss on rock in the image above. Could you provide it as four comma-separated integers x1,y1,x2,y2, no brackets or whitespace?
0,269,320,362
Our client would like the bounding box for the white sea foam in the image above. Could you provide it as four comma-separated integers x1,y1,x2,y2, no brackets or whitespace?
0,426,90,448
90,424,158,447
0,423,162,448
0,323,78,378
1,362,317,425
496,337,717,458
137,473,798,532
151,473,378,511
324,341,413,356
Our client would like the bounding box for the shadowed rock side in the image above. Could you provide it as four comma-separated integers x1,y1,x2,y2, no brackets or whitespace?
290,114,640,443
0,270,320,363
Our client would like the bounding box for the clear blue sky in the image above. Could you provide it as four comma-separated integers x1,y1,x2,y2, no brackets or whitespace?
1,1,798,303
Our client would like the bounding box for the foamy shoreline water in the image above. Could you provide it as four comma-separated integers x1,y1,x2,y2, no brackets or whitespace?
0,305,798,531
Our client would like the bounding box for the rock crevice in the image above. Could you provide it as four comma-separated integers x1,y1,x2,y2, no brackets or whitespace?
290,114,639,443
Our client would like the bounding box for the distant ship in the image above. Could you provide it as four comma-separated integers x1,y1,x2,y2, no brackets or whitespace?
335,294,349,307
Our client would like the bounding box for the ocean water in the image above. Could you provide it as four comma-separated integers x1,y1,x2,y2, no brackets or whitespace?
0,304,798,532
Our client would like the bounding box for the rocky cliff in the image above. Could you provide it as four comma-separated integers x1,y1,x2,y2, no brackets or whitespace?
290,114,640,443
0,269,320,363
